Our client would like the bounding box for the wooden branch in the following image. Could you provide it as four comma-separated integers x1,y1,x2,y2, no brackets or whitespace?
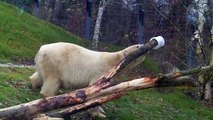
0,39,159,120
40,65,213,119
46,93,125,118
156,65,213,87
46,66,213,118
43,77,156,119
159,65,213,79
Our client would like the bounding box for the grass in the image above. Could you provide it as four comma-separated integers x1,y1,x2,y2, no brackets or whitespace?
0,67,41,108
103,89,213,120
0,1,121,63
0,1,213,120
0,1,90,63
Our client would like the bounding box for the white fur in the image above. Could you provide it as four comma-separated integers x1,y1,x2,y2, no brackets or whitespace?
30,42,142,96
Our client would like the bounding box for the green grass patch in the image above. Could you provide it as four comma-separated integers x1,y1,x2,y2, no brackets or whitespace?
143,57,160,72
0,67,41,108
0,1,124,64
101,88,213,120
0,1,90,63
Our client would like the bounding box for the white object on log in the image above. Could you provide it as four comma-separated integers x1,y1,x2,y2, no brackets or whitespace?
150,36,165,49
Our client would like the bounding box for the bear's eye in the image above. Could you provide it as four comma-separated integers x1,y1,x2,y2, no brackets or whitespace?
136,46,140,48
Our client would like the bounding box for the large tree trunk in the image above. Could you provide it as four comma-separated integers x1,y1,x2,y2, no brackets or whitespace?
195,0,213,101
204,80,213,100
92,0,110,50
191,0,213,101
39,0,53,21
52,0,61,22
204,44,213,101
196,0,208,57
85,0,92,40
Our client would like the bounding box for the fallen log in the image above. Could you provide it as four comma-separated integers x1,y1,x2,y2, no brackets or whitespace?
43,65,213,119
0,37,164,120
45,77,157,119
1,64,212,120
46,93,125,119
156,65,213,87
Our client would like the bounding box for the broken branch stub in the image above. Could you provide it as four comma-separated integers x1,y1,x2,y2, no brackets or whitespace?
156,65,213,87
96,36,164,84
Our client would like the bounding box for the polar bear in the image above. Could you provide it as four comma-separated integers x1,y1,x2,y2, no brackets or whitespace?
30,42,143,95
30,42,143,117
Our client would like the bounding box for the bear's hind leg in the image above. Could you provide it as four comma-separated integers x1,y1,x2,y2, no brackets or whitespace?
40,77,60,97
30,72,43,89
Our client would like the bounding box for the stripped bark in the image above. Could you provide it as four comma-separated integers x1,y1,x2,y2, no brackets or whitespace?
42,65,212,119
46,93,125,118
44,77,157,119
